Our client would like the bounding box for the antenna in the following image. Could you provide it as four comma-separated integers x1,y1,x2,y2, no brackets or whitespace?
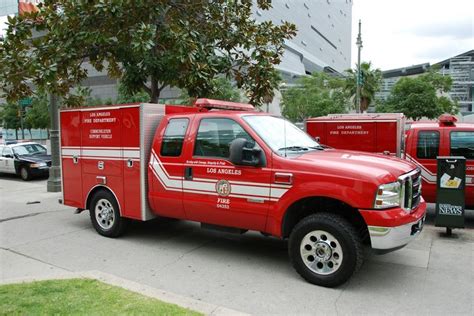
284,118,287,157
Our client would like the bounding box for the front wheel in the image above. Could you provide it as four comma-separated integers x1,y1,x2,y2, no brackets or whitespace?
89,190,128,237
289,213,363,287
20,166,31,181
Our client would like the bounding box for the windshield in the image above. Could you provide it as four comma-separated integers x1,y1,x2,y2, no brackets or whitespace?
13,144,47,156
243,115,321,155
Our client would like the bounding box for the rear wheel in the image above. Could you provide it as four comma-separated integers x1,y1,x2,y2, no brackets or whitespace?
89,190,127,237
20,166,31,181
289,213,363,287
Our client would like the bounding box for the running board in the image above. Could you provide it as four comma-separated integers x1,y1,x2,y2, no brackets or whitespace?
201,223,247,234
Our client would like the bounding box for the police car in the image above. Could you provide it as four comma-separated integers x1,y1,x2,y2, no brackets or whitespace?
0,142,51,180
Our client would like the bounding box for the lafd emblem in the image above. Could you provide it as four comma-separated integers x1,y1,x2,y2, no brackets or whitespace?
216,180,231,197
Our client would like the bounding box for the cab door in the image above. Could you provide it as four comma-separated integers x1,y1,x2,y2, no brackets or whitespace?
409,129,441,203
2,147,16,174
148,117,189,219
182,117,271,231
0,146,6,172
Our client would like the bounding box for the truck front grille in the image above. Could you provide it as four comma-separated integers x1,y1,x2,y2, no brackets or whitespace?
400,169,421,212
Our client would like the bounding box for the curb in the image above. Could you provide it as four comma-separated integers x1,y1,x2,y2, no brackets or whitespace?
1,271,249,316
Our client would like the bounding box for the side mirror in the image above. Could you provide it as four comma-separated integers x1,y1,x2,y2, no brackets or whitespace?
3,154,13,159
229,138,263,167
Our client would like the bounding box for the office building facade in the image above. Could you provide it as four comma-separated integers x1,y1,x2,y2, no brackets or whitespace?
1,1,353,104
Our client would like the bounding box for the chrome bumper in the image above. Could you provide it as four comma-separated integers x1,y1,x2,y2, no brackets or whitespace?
368,216,425,251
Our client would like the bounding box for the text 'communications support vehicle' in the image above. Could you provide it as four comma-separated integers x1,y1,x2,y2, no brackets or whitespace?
60,99,426,287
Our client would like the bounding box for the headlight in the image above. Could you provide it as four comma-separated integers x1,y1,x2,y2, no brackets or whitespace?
30,162,47,168
374,181,400,209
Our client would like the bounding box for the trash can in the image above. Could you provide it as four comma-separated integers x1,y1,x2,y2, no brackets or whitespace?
435,156,466,235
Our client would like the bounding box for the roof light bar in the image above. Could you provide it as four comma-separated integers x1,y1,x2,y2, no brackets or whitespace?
438,114,457,126
193,98,255,111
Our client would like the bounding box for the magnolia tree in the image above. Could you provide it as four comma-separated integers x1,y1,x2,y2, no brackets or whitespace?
0,0,296,107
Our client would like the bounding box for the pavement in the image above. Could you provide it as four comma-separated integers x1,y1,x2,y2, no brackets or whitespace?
1,175,473,315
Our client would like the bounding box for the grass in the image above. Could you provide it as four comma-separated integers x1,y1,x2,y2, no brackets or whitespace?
0,278,201,315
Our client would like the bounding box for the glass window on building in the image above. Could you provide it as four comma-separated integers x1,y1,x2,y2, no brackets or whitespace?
450,131,474,159
417,131,439,159
0,0,19,16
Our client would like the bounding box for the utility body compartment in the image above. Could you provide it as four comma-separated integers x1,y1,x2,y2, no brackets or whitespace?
60,103,166,220
306,113,405,157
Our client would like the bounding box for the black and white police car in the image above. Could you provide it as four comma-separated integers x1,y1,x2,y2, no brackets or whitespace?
0,142,51,180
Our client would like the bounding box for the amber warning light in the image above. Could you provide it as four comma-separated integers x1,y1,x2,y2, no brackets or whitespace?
193,98,255,111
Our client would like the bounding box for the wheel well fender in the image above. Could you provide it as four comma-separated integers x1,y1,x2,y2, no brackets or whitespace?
85,185,122,215
281,196,370,245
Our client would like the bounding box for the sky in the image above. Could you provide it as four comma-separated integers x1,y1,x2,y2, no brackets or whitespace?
1,1,473,72
351,0,474,70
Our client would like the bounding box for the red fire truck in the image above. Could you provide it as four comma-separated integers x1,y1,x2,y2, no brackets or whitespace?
306,114,474,207
60,99,426,287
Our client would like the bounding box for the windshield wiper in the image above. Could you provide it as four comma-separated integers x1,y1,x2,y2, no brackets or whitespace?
278,146,310,151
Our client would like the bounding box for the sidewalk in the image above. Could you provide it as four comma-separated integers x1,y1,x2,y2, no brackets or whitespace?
1,177,473,315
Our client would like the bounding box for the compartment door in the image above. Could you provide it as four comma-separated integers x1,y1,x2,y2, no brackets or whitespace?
121,107,142,219
60,111,83,208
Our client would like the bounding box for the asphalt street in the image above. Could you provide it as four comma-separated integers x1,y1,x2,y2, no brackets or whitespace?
1,175,473,315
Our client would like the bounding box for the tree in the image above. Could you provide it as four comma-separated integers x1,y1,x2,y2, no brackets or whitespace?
116,82,150,104
180,77,242,104
0,1,296,107
24,95,50,130
345,61,382,112
0,103,21,139
376,70,457,120
281,72,349,122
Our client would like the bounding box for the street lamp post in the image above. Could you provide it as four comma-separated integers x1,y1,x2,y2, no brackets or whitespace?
47,93,61,192
356,19,363,113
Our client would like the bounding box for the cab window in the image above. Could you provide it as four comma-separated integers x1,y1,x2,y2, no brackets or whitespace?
450,131,474,159
417,131,439,159
194,118,254,158
160,118,189,157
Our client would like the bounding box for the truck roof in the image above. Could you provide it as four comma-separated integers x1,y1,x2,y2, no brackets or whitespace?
409,122,474,130
307,113,404,122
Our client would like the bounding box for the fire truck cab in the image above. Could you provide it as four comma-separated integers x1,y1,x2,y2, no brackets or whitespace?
306,113,473,208
404,114,474,207
60,100,426,287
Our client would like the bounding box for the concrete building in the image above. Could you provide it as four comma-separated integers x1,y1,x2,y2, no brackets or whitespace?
376,50,474,116
375,63,430,101
254,1,352,79
1,1,353,106
435,50,474,114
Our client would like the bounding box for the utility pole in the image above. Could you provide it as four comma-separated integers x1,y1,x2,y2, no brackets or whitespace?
356,19,363,113
47,94,61,192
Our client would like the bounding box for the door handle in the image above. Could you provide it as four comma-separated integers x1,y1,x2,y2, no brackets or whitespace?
72,155,79,164
184,167,193,180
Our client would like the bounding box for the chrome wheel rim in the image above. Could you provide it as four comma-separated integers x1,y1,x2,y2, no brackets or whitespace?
300,230,343,275
21,168,28,179
95,199,115,230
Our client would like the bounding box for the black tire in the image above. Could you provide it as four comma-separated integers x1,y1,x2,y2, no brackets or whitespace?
289,213,363,287
89,190,128,238
20,166,31,181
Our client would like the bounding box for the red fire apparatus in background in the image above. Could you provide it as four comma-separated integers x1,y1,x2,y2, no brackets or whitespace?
60,99,426,287
306,114,474,208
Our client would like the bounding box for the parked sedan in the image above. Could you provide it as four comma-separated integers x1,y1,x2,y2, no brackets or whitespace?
0,142,51,180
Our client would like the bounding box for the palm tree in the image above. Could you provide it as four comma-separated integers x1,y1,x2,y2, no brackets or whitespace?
345,62,382,112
